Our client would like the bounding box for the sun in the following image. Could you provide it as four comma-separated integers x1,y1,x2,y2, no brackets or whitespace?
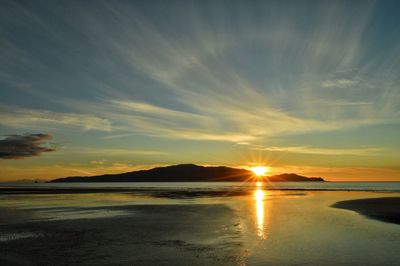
250,166,270,176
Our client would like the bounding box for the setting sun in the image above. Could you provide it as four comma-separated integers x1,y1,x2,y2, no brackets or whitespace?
250,166,270,176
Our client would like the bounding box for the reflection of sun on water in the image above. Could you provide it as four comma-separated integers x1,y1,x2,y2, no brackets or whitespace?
254,187,266,239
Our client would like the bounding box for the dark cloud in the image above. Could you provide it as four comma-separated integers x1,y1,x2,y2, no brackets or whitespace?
0,133,56,159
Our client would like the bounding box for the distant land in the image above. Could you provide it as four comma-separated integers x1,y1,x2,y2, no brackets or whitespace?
50,164,325,183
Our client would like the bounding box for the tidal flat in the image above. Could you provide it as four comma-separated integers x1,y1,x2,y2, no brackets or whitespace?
1,187,400,265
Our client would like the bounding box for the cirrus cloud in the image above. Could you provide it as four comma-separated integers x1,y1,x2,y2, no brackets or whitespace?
0,104,112,131
253,145,384,156
321,78,359,88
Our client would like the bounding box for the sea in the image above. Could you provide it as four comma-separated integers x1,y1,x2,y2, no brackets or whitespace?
1,181,400,265
1,181,400,191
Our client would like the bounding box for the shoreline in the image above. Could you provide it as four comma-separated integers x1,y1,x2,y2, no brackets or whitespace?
332,197,400,225
1,187,400,195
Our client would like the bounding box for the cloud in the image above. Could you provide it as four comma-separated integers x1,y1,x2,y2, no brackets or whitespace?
321,79,359,88
54,0,395,143
253,146,383,156
0,105,111,131
2,1,400,145
63,147,168,156
90,160,107,165
329,100,373,106
0,133,56,159
101,99,338,142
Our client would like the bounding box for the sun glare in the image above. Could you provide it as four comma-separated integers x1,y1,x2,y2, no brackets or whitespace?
250,166,269,176
254,188,265,239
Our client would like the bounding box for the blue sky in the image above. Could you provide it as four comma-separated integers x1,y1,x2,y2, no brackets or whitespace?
1,0,399,181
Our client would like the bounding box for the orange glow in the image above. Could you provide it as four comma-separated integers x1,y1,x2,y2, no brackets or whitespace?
250,166,270,176
254,188,266,239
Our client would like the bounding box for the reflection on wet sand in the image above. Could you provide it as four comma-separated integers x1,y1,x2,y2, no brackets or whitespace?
254,182,266,239
2,186,400,265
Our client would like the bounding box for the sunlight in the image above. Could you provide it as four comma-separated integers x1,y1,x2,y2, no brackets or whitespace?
254,188,266,239
255,189,264,200
250,166,270,176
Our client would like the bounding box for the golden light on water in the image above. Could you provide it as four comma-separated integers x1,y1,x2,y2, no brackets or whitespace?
255,189,264,200
254,186,266,239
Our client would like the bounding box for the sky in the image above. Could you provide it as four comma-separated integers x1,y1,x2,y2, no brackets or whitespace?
0,0,400,181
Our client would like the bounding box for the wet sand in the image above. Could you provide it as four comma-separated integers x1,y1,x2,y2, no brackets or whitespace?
332,197,400,224
2,186,398,196
1,188,400,265
0,204,244,266
0,187,251,198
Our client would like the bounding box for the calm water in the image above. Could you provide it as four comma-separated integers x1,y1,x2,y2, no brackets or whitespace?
1,182,400,265
2,181,400,191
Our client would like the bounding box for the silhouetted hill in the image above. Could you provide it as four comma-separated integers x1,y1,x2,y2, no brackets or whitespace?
51,164,252,182
50,164,325,182
268,173,324,182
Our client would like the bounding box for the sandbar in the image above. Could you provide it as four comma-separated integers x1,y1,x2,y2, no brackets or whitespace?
332,197,400,225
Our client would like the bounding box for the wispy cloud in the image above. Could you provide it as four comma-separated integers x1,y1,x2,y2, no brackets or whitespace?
0,105,111,131
321,79,359,88
63,147,168,156
253,146,384,156
81,98,347,142
1,1,399,149
50,0,397,143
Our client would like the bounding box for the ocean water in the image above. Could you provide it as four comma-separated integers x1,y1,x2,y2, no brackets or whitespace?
1,181,400,191
1,182,400,265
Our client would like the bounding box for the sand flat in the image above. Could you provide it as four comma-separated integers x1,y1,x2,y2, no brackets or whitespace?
332,197,400,224
1,189,400,265
0,204,245,266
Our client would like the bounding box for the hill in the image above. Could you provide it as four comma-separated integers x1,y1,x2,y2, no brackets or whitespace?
50,164,325,182
268,173,324,182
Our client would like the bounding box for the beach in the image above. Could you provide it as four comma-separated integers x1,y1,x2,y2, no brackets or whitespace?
2,0,400,265
332,197,400,224
1,204,244,265
1,185,400,265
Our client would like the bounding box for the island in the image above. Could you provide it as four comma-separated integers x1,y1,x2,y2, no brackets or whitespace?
267,173,324,182
50,164,325,182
